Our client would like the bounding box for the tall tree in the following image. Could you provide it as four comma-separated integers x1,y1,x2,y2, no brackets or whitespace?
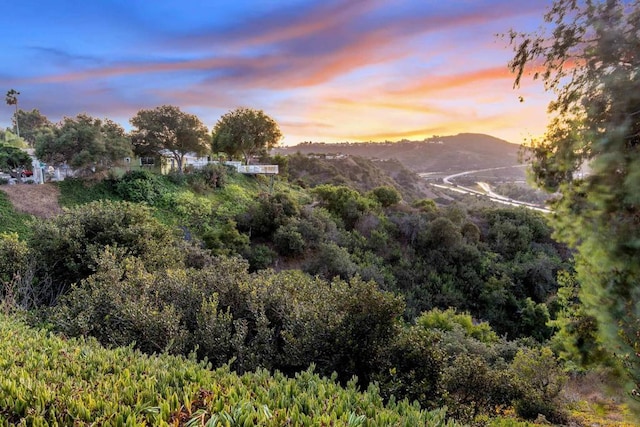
35,114,132,176
14,109,52,146
0,144,31,173
5,89,20,138
130,105,209,173
212,107,282,164
509,0,640,411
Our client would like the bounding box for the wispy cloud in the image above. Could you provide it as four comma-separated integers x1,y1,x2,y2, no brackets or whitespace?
0,0,555,144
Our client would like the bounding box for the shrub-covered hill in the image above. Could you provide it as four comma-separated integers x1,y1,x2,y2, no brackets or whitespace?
0,165,580,424
0,315,458,426
275,133,521,175
286,154,447,202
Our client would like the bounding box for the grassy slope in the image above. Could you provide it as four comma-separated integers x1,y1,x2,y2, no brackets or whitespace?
0,314,458,426
0,190,33,236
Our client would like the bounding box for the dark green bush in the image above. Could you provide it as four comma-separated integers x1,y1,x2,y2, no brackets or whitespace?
236,192,300,238
312,184,376,230
273,225,306,257
196,163,227,188
115,169,170,205
510,347,568,423
374,326,446,408
305,242,357,280
28,200,184,305
369,185,401,207
243,244,276,271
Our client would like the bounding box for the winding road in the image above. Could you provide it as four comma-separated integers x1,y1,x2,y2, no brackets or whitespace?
420,165,551,213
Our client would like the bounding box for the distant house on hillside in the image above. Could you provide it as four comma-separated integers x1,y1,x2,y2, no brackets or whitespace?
129,151,210,174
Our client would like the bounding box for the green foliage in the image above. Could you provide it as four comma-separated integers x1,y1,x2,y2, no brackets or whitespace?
202,219,249,255
550,270,610,371
236,192,300,238
441,353,517,422
0,144,31,172
0,314,461,426
412,198,437,213
305,242,358,280
212,107,282,165
510,347,568,423
51,254,405,385
0,233,30,309
0,192,32,236
116,169,171,205
13,109,52,146
509,0,640,409
273,224,306,257
243,243,276,271
312,184,377,230
57,178,120,207
369,186,401,207
190,162,227,190
35,114,132,176
28,200,184,305
130,105,210,173
416,308,499,344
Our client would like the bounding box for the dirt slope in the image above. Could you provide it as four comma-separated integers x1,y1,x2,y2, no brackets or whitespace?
0,183,63,218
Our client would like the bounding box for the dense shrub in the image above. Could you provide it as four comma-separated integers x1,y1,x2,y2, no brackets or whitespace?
416,308,499,344
510,347,568,423
115,169,170,205
273,224,306,256
243,244,276,271
27,200,184,305
0,314,462,426
236,192,300,238
50,254,404,384
369,185,401,207
305,242,358,280
193,163,227,189
0,233,31,309
312,184,377,230
374,326,446,408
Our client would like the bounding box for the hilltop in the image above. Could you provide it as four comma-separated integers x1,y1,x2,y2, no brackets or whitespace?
275,133,523,176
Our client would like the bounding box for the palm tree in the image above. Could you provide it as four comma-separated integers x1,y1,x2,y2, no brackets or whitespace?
5,89,20,138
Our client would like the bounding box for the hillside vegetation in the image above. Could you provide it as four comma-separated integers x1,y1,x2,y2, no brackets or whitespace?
0,314,458,426
0,163,631,425
275,133,522,175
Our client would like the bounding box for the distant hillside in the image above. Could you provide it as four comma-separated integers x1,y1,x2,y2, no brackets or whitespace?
286,154,450,202
275,133,522,175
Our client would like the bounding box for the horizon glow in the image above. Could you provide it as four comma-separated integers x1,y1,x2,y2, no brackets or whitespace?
0,0,555,146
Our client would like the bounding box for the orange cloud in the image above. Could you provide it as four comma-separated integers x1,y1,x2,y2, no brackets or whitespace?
394,66,513,97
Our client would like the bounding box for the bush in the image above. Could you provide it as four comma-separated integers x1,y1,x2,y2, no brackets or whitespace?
0,314,462,426
195,163,227,188
369,185,401,207
312,185,376,230
373,326,446,408
50,252,405,386
510,347,568,423
273,225,306,257
416,308,499,344
115,169,169,205
305,242,357,280
28,200,184,305
0,233,31,309
236,192,300,238
202,219,249,256
243,244,276,271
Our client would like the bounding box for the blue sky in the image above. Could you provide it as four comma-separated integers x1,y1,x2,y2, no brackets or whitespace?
1,0,554,145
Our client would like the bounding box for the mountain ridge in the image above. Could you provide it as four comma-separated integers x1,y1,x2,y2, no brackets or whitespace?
275,133,522,175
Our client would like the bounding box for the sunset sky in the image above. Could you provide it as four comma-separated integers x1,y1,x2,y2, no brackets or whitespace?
0,0,555,146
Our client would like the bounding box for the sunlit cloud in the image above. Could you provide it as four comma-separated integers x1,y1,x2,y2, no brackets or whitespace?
0,0,556,146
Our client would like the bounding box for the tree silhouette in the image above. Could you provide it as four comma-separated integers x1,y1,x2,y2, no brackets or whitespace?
5,89,20,138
